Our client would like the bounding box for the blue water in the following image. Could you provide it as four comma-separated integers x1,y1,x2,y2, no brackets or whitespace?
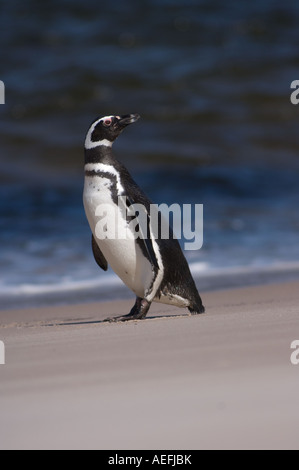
1,0,299,309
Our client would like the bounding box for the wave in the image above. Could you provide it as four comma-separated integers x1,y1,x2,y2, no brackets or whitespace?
1,260,299,306
191,260,299,277
0,273,122,297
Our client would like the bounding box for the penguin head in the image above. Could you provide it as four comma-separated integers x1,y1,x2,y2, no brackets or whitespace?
85,114,140,150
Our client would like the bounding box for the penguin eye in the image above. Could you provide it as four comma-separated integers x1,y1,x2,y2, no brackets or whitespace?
103,118,112,127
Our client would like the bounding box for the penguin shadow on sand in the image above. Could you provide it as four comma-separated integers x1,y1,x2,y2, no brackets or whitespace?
46,306,199,328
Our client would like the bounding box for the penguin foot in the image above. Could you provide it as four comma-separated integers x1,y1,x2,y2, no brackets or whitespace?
188,303,206,315
105,297,151,322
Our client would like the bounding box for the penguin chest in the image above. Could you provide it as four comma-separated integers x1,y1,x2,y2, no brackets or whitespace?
83,175,154,298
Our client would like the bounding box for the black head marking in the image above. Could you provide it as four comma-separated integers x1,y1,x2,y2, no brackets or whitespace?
85,114,140,150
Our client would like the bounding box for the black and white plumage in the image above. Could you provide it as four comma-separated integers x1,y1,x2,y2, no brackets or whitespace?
83,114,205,321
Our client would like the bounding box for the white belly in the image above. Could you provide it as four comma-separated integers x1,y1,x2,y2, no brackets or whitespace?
83,175,154,298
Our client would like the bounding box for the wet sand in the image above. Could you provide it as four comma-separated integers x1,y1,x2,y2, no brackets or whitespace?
0,281,299,450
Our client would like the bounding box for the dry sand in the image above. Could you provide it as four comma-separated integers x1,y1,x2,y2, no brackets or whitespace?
0,281,299,450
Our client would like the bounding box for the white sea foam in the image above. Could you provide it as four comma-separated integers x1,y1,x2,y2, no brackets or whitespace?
1,260,299,303
192,260,299,277
0,273,122,297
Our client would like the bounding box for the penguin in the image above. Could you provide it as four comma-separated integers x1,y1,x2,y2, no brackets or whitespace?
83,114,205,321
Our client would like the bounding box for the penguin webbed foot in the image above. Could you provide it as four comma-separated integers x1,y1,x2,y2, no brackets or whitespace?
104,297,151,322
188,303,206,315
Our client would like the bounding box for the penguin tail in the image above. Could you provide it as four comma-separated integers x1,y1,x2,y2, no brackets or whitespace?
188,303,206,315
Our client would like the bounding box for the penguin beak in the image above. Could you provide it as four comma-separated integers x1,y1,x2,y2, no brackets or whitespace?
117,114,140,128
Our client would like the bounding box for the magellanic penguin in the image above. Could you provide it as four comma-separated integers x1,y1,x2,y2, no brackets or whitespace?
83,114,205,321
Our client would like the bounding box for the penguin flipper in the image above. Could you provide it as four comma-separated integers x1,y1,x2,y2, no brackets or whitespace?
92,235,108,271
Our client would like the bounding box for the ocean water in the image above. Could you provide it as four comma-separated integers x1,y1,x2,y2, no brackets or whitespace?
1,0,299,309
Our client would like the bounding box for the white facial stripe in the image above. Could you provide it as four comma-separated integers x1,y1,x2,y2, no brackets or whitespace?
84,163,124,194
85,138,113,149
84,116,115,149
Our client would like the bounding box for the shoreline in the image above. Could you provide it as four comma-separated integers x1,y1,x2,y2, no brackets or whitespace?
2,261,299,311
1,281,299,450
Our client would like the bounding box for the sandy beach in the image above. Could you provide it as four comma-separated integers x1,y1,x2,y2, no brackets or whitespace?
0,281,299,450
